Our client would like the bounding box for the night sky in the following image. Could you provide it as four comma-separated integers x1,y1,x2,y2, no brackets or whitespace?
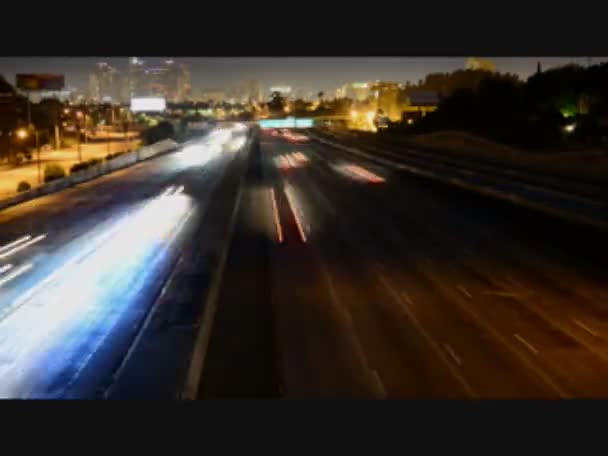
0,57,604,96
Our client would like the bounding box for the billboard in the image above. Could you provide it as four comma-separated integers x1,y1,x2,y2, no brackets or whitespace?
16,74,65,91
258,117,314,129
130,97,167,112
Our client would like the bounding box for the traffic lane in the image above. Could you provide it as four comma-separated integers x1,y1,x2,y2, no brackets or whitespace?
263,140,384,398
0,132,242,398
319,129,605,202
310,132,607,229
275,141,557,398
267,139,481,398
308,135,608,290
102,132,256,399
303,140,608,397
0,187,194,398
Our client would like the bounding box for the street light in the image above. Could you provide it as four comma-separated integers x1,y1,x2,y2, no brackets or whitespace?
16,127,41,185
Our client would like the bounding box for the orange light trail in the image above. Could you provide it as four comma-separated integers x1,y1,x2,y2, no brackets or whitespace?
270,189,284,244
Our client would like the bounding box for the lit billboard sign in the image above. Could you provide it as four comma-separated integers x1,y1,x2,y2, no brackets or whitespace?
258,118,313,129
16,74,65,91
130,97,167,112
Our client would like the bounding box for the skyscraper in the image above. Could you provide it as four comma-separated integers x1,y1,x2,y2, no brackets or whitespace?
89,62,121,103
177,64,192,102
127,57,145,99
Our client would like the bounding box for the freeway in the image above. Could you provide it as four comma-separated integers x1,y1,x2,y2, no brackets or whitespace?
0,126,250,398
255,129,608,398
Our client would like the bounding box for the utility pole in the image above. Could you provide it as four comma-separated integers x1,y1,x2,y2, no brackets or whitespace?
35,130,41,185
77,124,82,162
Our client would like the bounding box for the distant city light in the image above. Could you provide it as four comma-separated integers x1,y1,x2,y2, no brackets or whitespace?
564,123,576,133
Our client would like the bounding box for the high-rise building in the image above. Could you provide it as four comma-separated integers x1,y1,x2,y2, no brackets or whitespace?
465,57,496,72
177,64,192,102
88,73,100,101
89,62,121,103
127,57,145,99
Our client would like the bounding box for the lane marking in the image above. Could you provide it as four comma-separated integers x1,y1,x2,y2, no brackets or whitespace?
376,272,477,398
457,285,472,298
0,234,47,260
483,290,526,298
514,333,539,355
0,263,33,288
0,236,32,254
0,264,13,276
573,319,599,337
443,344,462,366
401,291,414,306
270,188,284,244
319,264,386,399
284,188,307,243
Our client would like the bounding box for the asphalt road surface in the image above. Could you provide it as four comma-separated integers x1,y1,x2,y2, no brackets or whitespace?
248,130,608,399
0,126,249,398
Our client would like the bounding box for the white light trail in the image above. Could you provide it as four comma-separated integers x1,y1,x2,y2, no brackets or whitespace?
0,264,33,288
0,235,47,260
0,187,194,398
0,236,32,254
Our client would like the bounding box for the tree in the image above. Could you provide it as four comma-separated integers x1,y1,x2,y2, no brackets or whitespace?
317,91,325,107
268,91,286,117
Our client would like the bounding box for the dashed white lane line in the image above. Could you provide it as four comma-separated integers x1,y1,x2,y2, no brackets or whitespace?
443,344,462,366
514,333,539,355
573,319,599,338
377,273,477,398
457,285,472,298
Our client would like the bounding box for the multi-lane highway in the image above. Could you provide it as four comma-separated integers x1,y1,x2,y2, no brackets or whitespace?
0,126,250,398
0,122,606,399
245,128,608,398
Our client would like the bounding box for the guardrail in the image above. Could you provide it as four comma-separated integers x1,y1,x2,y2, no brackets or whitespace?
0,139,179,213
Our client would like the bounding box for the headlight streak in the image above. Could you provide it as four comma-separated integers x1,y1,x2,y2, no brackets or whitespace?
0,185,194,398
0,235,47,260
0,264,13,275
0,236,32,254
0,264,32,288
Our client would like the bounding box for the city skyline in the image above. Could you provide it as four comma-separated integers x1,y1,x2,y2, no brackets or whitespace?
0,57,604,100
